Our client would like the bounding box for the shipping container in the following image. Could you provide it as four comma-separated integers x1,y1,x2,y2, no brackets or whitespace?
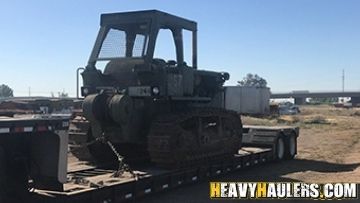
224,86,270,115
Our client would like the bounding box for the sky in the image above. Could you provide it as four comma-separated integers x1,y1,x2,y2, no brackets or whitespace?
0,0,359,97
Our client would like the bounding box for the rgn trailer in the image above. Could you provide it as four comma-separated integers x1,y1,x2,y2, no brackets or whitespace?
0,116,298,203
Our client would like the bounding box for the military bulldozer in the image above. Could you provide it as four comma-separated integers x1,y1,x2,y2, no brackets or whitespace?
79,10,242,168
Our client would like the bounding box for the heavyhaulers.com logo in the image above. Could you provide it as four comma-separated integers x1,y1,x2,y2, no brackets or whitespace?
210,182,358,200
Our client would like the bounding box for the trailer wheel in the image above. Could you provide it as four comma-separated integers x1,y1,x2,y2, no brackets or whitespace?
275,137,285,161
285,134,297,159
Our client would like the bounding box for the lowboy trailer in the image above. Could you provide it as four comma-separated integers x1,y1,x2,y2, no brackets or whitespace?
0,116,298,203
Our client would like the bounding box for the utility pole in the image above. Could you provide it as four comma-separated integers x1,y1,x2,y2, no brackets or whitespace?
342,69,345,92
28,87,31,97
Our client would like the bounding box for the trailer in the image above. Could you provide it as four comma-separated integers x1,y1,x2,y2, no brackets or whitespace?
0,116,69,203
0,116,299,203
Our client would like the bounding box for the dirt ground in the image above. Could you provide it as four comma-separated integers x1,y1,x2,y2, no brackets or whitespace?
135,105,360,202
242,105,360,183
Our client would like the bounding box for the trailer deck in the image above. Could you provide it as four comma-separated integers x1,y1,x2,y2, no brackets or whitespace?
32,147,273,203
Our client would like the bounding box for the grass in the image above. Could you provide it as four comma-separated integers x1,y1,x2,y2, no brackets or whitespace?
242,104,360,130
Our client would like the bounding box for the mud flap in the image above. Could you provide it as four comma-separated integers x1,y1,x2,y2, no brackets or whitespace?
0,147,5,202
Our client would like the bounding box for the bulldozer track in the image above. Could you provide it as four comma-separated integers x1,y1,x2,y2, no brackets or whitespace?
148,108,242,168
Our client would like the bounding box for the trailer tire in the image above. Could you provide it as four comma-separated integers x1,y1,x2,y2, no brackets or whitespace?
284,133,297,160
275,136,285,161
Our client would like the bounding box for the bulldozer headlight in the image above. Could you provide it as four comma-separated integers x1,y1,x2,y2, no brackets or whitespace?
81,86,96,96
152,87,160,95
83,88,89,95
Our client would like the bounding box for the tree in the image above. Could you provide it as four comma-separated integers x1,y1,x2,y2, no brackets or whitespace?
0,84,14,97
58,91,69,98
237,73,267,88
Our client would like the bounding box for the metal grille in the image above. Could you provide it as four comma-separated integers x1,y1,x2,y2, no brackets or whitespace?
99,29,126,58
98,29,146,59
133,34,146,57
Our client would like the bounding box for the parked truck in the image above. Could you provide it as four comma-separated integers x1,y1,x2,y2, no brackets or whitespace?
0,10,299,203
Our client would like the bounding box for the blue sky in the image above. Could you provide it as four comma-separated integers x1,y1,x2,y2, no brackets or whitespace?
0,0,359,96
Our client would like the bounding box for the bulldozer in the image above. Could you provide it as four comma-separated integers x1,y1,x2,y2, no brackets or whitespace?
78,10,242,168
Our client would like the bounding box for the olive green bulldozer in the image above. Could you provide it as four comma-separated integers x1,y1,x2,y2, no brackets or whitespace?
72,10,242,168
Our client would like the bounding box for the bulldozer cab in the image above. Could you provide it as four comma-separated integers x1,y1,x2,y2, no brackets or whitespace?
87,10,197,69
